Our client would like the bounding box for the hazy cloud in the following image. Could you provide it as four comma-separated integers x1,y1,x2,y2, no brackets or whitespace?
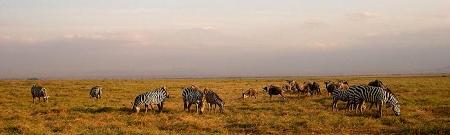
1,1,450,79
347,11,382,21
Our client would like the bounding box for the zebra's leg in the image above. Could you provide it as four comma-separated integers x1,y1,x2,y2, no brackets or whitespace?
378,102,383,118
187,103,192,112
332,100,337,111
196,104,199,114
183,101,187,111
209,103,212,111
150,104,154,110
160,102,164,112
39,97,41,102
144,104,149,113
32,97,35,103
157,104,162,112
359,101,364,113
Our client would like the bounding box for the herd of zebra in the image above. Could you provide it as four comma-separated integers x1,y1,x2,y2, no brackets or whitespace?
30,79,400,118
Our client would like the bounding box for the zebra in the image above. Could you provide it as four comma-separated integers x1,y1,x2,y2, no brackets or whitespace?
89,86,102,100
204,89,225,113
347,85,400,118
182,85,206,114
131,86,170,113
31,84,49,103
330,88,351,111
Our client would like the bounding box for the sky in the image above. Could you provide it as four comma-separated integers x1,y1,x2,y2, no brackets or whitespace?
1,0,450,79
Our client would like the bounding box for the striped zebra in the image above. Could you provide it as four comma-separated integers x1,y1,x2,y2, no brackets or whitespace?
348,85,400,118
331,88,351,111
31,84,49,103
182,85,206,114
131,86,170,113
89,86,102,100
204,89,225,113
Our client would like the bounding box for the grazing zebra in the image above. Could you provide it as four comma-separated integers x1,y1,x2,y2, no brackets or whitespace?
331,88,351,111
89,86,102,99
262,85,286,100
182,85,206,114
348,85,400,118
204,89,225,113
242,88,257,99
31,84,49,103
131,86,170,113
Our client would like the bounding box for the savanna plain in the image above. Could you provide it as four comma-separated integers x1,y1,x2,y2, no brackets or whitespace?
0,75,449,134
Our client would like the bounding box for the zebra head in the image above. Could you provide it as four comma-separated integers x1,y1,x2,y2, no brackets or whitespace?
388,94,401,116
130,102,140,113
393,103,400,116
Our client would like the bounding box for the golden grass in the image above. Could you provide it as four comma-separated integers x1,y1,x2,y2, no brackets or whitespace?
0,76,449,134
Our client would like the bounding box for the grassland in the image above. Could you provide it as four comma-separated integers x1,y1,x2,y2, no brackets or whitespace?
0,75,449,134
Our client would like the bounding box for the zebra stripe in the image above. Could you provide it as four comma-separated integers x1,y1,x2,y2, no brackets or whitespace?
182,85,205,114
348,85,400,117
31,84,48,103
90,86,102,99
331,89,351,111
204,89,225,113
132,86,169,113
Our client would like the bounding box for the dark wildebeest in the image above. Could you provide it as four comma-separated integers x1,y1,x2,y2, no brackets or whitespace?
368,80,392,93
262,85,286,100
325,81,340,95
311,82,320,95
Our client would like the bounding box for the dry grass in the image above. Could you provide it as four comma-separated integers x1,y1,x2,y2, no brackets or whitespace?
0,75,449,134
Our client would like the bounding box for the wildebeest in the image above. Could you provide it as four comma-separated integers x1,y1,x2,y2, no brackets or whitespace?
325,81,341,95
282,84,291,92
299,81,321,95
368,80,392,94
262,85,286,99
242,88,257,99
338,80,349,90
31,84,49,103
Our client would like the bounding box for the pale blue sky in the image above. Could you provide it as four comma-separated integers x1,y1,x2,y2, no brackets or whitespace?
1,0,449,78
